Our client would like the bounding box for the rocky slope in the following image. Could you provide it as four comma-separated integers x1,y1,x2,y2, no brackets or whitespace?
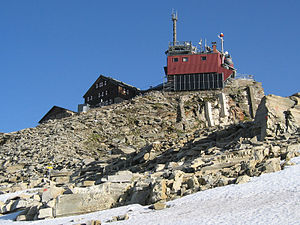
1,79,299,221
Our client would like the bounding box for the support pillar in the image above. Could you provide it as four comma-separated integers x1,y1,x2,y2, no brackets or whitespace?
205,102,214,127
219,93,228,117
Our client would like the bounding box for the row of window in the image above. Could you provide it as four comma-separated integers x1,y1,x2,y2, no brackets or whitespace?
98,99,113,105
87,90,109,102
172,57,187,62
95,81,107,88
172,56,206,62
98,91,108,97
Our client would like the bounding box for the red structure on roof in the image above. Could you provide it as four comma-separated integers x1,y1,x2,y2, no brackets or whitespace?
164,12,236,91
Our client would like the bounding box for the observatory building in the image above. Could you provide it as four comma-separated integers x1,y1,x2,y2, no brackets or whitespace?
164,12,236,91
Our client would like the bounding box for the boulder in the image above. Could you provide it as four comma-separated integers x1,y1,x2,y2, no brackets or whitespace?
172,170,184,192
54,192,115,217
236,175,251,184
151,202,166,210
114,146,136,155
190,158,205,169
10,198,37,212
255,94,300,140
106,171,133,183
38,207,53,219
260,158,281,174
127,179,151,205
149,179,168,203
41,186,65,203
53,182,130,217
186,175,200,189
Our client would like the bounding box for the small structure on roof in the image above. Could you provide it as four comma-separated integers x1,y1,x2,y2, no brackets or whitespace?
79,75,140,111
39,106,76,124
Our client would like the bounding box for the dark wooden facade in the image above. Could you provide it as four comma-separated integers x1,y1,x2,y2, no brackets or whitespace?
83,75,140,107
39,106,76,124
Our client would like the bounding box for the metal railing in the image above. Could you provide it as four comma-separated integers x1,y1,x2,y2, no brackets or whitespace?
169,41,193,47
235,73,254,80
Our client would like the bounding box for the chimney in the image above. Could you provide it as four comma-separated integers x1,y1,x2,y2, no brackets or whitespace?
212,42,217,53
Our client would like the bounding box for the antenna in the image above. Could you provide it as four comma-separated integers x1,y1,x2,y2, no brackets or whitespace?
199,39,203,52
171,10,178,46
218,33,224,53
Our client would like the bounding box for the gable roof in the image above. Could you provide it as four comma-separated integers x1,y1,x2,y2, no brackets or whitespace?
39,106,76,124
83,75,140,98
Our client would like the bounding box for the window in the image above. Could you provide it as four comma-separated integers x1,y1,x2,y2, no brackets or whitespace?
119,86,125,94
104,81,107,86
101,92,104,97
87,97,89,101
126,90,129,95
201,56,207,61
105,90,108,95
98,93,101,98
99,82,103,87
90,96,93,101
172,58,179,62
96,83,98,88
182,57,188,62
109,99,112,104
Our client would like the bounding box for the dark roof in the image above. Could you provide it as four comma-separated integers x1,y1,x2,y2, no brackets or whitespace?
144,83,164,92
83,75,140,98
39,106,75,124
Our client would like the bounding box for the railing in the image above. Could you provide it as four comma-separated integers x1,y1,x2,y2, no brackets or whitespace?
169,41,193,47
234,73,254,80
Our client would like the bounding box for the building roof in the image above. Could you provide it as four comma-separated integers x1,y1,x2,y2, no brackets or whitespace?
39,106,76,124
83,74,140,98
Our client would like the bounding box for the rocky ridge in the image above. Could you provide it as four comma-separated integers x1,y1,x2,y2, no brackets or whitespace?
1,79,299,221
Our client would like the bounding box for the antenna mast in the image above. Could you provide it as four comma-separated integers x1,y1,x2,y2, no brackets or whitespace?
218,33,224,53
172,10,178,46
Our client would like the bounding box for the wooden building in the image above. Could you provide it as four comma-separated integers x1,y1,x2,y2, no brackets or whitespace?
83,75,140,108
39,106,76,124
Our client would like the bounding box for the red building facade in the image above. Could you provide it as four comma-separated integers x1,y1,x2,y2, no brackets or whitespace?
164,13,236,91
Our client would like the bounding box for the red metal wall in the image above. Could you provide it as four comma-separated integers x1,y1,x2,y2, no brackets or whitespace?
167,52,233,80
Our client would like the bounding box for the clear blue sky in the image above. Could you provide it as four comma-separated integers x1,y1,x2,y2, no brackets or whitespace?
1,0,299,133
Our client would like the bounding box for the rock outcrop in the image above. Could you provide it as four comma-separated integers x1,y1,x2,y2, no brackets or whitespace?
255,93,300,140
1,79,299,221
